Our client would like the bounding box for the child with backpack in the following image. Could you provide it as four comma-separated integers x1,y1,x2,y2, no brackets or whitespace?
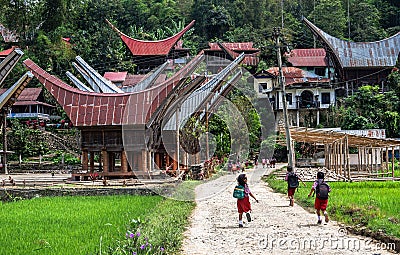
308,171,331,224
233,174,259,228
285,166,306,206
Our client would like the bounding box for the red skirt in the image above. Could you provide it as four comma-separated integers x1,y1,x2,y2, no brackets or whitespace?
287,187,296,197
314,197,328,211
237,196,251,213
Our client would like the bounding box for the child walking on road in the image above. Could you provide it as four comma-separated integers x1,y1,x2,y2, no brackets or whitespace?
308,171,331,224
235,174,259,228
285,166,306,206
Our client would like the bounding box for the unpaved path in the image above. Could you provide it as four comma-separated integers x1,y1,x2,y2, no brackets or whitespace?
181,164,395,255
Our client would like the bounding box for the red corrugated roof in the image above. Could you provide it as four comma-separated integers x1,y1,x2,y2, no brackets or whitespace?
122,74,145,87
17,88,42,101
0,87,42,101
104,72,128,82
13,101,54,107
207,42,258,51
287,48,328,67
0,46,18,57
217,42,260,66
108,20,195,56
267,67,330,85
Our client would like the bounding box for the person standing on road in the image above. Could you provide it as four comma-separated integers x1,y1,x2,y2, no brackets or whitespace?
236,174,259,228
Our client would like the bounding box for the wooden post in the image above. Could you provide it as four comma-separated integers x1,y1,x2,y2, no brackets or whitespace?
102,149,108,173
142,149,148,172
344,135,351,180
366,147,369,172
1,110,8,175
385,147,389,173
357,147,361,173
121,150,128,173
333,142,337,174
90,152,95,172
339,139,343,176
324,144,329,169
392,146,395,178
82,150,89,171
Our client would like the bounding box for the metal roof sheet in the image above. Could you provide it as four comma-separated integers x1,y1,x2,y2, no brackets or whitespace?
103,72,128,82
287,48,328,67
267,67,330,85
303,18,400,68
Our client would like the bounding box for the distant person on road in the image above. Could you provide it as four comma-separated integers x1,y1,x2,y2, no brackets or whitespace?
270,157,276,168
227,161,233,173
308,171,331,224
285,166,306,206
235,174,259,228
261,158,266,168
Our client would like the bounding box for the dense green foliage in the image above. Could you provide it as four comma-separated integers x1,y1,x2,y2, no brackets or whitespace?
0,195,194,254
0,0,398,79
266,174,400,238
336,84,400,137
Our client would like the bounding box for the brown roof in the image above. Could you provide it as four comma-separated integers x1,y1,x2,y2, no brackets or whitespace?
287,48,328,67
13,101,54,107
0,87,42,101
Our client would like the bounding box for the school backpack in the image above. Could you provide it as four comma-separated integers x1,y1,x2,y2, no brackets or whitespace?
316,181,329,200
233,185,245,199
287,172,299,188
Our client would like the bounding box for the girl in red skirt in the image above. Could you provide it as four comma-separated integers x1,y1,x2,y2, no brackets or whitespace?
236,174,258,227
308,171,331,224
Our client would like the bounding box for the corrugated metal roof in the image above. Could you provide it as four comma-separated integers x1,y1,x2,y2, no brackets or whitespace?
104,72,128,82
207,42,258,51
13,100,54,107
0,46,18,57
287,48,328,67
267,67,330,85
6,87,42,101
214,42,260,66
303,18,400,68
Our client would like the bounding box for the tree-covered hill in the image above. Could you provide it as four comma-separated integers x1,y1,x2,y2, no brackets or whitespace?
0,0,398,80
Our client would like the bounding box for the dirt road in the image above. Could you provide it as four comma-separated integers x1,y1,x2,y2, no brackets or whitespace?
181,164,395,255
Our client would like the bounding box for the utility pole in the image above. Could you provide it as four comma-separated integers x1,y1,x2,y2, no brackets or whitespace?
272,27,295,168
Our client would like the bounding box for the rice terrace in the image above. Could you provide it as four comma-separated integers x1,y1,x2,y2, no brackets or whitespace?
1,0,400,254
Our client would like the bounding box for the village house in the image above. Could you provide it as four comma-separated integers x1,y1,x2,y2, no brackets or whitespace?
255,48,334,128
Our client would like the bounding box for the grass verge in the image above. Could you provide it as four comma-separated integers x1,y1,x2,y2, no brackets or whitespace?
0,194,194,255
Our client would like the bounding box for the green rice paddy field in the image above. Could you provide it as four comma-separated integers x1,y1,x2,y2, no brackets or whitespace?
0,194,194,255
266,175,400,238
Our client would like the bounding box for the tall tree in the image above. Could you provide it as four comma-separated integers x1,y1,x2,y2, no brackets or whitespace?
349,0,386,41
309,0,346,39
41,0,67,32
